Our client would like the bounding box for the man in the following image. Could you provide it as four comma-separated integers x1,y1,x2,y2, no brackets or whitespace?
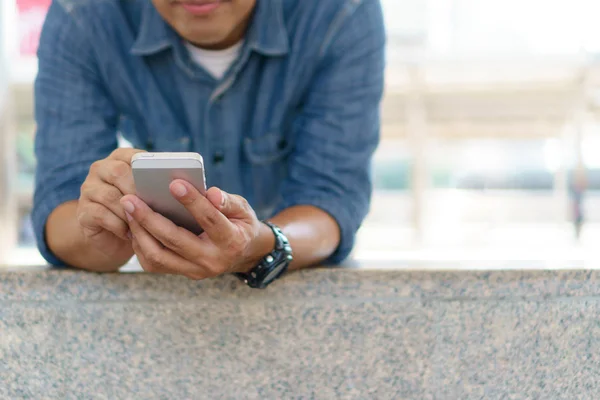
33,0,385,287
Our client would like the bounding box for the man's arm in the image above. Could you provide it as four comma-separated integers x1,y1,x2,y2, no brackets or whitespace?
268,206,339,271
33,2,126,270
46,201,132,272
270,0,386,268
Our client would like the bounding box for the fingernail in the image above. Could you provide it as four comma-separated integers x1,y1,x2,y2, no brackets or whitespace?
125,212,133,222
172,182,187,197
123,201,135,214
220,190,226,207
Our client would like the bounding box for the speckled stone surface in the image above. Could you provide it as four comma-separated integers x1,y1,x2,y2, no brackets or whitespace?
1,269,600,399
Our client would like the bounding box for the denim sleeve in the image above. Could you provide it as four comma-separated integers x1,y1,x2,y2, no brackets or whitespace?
275,0,386,264
32,1,119,266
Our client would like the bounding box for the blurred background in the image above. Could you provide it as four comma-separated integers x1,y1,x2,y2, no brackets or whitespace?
3,0,600,267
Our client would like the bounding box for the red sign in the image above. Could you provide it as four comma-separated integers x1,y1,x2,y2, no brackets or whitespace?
17,0,51,57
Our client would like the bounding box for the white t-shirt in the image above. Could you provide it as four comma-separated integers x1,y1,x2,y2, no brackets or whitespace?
184,41,244,80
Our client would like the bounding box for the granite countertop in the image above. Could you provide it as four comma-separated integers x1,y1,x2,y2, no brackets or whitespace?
2,268,600,399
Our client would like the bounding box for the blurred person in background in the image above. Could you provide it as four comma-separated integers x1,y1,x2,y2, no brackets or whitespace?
572,166,588,239
32,0,385,287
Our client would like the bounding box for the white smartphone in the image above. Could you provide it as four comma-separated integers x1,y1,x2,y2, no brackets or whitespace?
131,152,207,235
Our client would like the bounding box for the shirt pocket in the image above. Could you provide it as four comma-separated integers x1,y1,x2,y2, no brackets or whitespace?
243,132,294,218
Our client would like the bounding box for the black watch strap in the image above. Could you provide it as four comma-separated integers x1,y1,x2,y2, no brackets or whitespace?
235,221,293,289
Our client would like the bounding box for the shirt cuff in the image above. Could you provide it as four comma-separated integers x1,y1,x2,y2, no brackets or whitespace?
31,186,81,267
274,195,359,265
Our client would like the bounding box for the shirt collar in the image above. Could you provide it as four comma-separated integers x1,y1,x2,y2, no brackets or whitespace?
130,0,289,57
246,0,289,56
130,2,173,55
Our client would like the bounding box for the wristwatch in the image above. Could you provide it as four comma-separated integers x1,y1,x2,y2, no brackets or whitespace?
235,221,293,289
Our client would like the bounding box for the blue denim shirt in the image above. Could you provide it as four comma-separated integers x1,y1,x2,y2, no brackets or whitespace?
33,0,385,266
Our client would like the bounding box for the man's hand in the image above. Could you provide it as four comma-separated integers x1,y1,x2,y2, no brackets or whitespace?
76,148,145,260
120,180,275,280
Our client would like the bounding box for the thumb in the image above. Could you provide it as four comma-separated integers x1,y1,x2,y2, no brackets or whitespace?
206,187,248,218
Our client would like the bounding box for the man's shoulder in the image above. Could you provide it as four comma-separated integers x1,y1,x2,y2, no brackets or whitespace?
281,0,375,20
280,0,379,37
280,0,382,55
54,0,142,19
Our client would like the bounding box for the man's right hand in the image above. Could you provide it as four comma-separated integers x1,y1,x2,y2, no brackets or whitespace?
75,148,145,260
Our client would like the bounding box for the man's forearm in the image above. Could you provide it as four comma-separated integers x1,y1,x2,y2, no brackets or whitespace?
269,205,341,270
47,202,338,272
46,201,133,272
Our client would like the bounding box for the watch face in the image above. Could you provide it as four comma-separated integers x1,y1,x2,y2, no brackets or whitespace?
263,262,287,284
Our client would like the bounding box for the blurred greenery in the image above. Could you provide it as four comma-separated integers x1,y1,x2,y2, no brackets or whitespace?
17,121,36,175
373,161,453,190
373,160,410,190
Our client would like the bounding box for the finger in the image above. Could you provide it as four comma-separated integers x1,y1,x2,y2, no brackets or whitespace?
120,194,215,262
92,159,136,196
206,187,254,219
81,181,129,221
169,180,236,245
108,148,147,164
77,201,130,240
128,218,211,280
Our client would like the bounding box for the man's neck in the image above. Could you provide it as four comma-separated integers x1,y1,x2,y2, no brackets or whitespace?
190,12,252,50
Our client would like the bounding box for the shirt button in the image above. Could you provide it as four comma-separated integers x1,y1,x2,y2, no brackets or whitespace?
213,151,225,164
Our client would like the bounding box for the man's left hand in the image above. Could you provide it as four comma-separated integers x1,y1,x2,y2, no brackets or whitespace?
120,180,275,280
